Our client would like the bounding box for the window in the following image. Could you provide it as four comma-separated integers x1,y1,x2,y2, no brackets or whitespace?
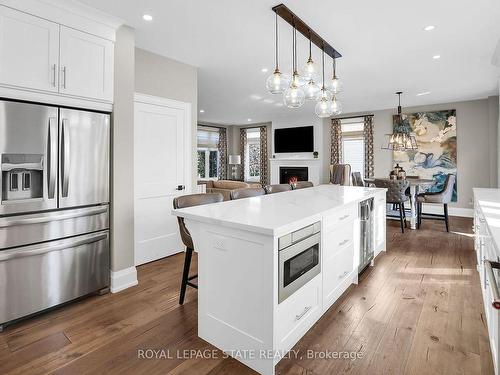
341,120,364,176
245,129,261,182
197,127,219,180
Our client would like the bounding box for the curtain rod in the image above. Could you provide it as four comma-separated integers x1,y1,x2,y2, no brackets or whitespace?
198,123,226,130
333,114,374,120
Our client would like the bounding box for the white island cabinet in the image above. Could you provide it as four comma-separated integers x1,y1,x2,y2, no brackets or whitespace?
474,188,500,375
173,185,386,375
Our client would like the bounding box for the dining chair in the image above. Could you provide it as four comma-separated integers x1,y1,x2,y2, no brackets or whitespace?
417,174,455,232
330,164,351,186
295,181,314,189
264,184,292,194
373,179,410,233
230,187,266,200
173,193,224,304
351,172,364,187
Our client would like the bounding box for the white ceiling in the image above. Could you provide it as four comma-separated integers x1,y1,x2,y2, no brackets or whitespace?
81,0,500,124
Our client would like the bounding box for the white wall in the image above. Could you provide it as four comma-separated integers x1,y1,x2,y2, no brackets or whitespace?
111,25,135,272
323,97,499,210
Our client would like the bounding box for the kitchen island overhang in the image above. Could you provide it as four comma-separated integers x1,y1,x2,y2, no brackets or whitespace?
172,185,387,375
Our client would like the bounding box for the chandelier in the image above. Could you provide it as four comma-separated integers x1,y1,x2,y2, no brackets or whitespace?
382,92,418,151
265,4,343,118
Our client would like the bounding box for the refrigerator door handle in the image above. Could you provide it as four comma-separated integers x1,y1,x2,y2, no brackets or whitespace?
0,232,107,262
61,119,70,197
0,206,108,228
47,117,57,199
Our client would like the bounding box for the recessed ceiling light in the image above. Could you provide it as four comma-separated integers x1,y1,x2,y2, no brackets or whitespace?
432,55,441,59
423,25,435,31
247,118,252,122
261,68,268,73
416,91,431,96
199,109,205,113
142,14,153,21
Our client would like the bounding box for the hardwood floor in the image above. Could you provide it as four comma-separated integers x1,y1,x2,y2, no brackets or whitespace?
0,217,494,374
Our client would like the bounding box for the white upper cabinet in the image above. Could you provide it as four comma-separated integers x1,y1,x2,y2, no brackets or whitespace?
0,5,115,104
0,6,59,92
59,26,114,102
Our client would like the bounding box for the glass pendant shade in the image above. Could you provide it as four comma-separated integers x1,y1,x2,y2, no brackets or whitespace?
330,76,343,94
304,80,321,101
304,58,319,82
266,69,290,94
315,97,333,118
330,95,342,115
316,87,333,101
283,83,305,108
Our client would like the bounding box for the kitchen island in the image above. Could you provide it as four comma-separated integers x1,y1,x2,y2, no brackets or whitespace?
172,184,387,375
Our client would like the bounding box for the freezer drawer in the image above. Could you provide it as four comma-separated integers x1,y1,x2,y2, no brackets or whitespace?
0,230,109,325
0,205,109,249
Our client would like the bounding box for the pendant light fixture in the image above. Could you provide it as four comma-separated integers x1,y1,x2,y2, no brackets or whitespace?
283,23,305,108
382,92,418,151
304,34,319,81
329,56,343,94
266,12,290,94
315,48,333,117
330,95,342,115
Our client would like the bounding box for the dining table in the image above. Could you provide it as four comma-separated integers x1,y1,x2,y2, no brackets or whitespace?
364,177,435,230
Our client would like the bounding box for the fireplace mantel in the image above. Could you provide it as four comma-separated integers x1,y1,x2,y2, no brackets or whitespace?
269,158,321,185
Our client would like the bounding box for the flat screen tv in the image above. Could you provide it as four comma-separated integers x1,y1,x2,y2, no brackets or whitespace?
274,126,314,153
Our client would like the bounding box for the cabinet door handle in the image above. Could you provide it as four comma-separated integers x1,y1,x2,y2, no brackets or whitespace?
295,306,312,321
339,214,350,221
338,239,349,247
60,66,67,89
484,260,500,309
51,64,57,87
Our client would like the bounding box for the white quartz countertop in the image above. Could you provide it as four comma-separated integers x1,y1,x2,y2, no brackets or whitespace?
172,184,386,236
474,188,500,253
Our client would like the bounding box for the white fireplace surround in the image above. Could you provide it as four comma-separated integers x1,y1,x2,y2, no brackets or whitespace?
269,158,321,185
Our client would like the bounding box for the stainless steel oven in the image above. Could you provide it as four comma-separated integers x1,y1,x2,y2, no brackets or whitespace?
278,222,321,303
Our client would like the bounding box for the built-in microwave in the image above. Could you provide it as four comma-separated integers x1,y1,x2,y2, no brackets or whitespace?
278,222,321,303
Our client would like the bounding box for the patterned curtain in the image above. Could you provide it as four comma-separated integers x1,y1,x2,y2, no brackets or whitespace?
259,126,269,185
330,119,342,164
217,127,227,180
240,128,247,181
363,116,374,178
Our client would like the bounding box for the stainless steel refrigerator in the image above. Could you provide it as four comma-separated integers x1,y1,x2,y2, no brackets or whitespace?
0,100,110,330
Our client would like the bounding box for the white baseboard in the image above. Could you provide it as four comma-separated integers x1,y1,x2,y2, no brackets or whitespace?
110,266,138,293
421,204,473,218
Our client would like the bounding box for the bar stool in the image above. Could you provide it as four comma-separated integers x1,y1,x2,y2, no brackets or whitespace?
417,174,456,232
373,179,410,233
230,187,266,200
173,193,224,304
264,184,292,194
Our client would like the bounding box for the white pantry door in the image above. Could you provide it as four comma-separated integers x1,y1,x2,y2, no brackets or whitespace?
134,94,192,266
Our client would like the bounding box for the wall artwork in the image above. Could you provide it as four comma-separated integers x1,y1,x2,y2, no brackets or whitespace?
393,110,457,201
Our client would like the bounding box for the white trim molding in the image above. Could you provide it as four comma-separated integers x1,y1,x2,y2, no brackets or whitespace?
110,266,138,293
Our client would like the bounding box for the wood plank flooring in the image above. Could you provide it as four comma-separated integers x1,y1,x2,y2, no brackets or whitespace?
0,217,494,374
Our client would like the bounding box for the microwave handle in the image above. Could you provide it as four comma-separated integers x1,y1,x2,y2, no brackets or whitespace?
484,260,500,310
47,117,57,198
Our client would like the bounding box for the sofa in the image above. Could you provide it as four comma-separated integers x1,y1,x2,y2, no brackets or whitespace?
200,180,261,201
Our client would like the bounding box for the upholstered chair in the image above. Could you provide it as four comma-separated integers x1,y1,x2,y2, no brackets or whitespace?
417,174,456,232
330,164,351,186
173,193,224,304
295,181,314,189
230,187,266,200
264,184,292,194
373,179,410,233
351,172,365,187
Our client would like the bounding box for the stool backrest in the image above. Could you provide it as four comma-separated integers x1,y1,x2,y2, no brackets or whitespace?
173,193,224,249
330,164,351,186
373,179,409,204
230,187,266,200
264,184,292,194
295,181,314,189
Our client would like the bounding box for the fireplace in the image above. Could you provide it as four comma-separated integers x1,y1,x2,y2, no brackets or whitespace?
280,167,308,184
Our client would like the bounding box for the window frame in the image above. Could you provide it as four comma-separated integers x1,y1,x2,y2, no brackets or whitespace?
340,120,365,177
197,147,219,180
